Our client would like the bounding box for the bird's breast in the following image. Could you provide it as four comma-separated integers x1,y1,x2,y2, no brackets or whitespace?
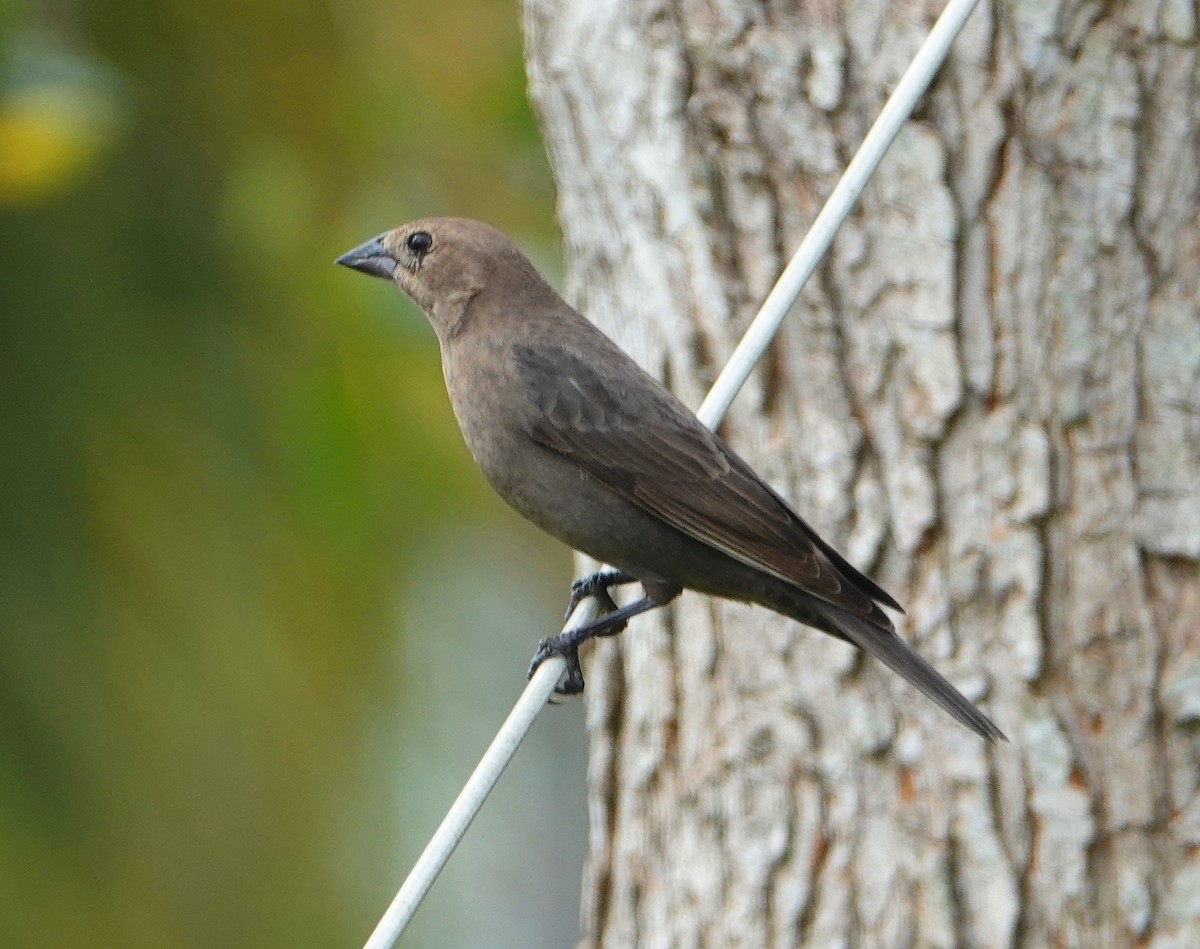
440,336,532,491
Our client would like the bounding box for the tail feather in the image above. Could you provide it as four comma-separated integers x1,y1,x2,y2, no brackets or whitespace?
823,604,1007,743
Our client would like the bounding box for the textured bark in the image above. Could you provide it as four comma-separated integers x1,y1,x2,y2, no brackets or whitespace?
522,2,1200,946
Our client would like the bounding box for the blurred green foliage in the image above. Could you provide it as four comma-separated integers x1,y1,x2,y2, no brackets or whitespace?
0,1,588,946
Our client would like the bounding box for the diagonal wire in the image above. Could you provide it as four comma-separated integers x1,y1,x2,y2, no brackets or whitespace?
362,1,982,945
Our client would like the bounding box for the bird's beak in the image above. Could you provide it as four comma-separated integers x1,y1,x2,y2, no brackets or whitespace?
335,234,397,280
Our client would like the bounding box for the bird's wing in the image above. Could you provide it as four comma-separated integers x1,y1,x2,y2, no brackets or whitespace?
513,342,899,618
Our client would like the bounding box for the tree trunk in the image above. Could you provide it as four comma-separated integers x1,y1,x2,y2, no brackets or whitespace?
522,1,1200,946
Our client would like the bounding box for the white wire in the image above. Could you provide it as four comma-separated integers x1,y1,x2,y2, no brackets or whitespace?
363,1,982,945
361,661,568,949
699,0,982,427
361,607,596,949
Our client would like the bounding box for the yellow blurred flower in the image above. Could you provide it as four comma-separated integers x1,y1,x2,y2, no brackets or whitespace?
0,80,123,206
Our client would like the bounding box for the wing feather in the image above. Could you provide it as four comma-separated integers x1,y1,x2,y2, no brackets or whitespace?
515,343,897,618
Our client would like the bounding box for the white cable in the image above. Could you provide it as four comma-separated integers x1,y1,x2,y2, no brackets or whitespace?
361,606,597,949
362,659,565,949
699,0,982,427
363,1,982,944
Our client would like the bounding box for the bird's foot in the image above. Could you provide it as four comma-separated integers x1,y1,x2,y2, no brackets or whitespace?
529,639,586,695
564,568,636,620
530,593,658,698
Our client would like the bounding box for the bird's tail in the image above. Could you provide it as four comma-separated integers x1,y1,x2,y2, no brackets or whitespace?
819,602,1007,742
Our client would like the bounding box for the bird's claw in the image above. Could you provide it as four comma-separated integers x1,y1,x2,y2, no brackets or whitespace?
528,639,585,695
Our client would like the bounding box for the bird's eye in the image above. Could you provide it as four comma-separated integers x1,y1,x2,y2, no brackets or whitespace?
406,231,433,255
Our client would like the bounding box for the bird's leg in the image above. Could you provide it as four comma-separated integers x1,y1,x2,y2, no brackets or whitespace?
529,595,660,694
547,570,636,697
563,568,637,621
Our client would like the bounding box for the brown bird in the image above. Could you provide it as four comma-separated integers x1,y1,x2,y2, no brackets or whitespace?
337,218,1004,741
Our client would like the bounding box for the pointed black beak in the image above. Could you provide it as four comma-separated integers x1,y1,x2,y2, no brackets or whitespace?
335,234,397,280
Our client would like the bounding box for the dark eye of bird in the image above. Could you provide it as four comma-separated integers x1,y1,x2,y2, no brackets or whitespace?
407,231,433,255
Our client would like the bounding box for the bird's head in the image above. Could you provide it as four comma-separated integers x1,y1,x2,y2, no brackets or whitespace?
336,217,550,341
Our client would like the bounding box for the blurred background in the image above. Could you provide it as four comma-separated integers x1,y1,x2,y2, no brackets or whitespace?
0,1,589,947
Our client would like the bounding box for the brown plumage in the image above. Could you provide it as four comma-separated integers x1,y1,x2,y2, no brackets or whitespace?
337,217,1004,741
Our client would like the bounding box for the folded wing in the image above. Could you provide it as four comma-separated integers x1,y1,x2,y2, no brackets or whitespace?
514,342,895,622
